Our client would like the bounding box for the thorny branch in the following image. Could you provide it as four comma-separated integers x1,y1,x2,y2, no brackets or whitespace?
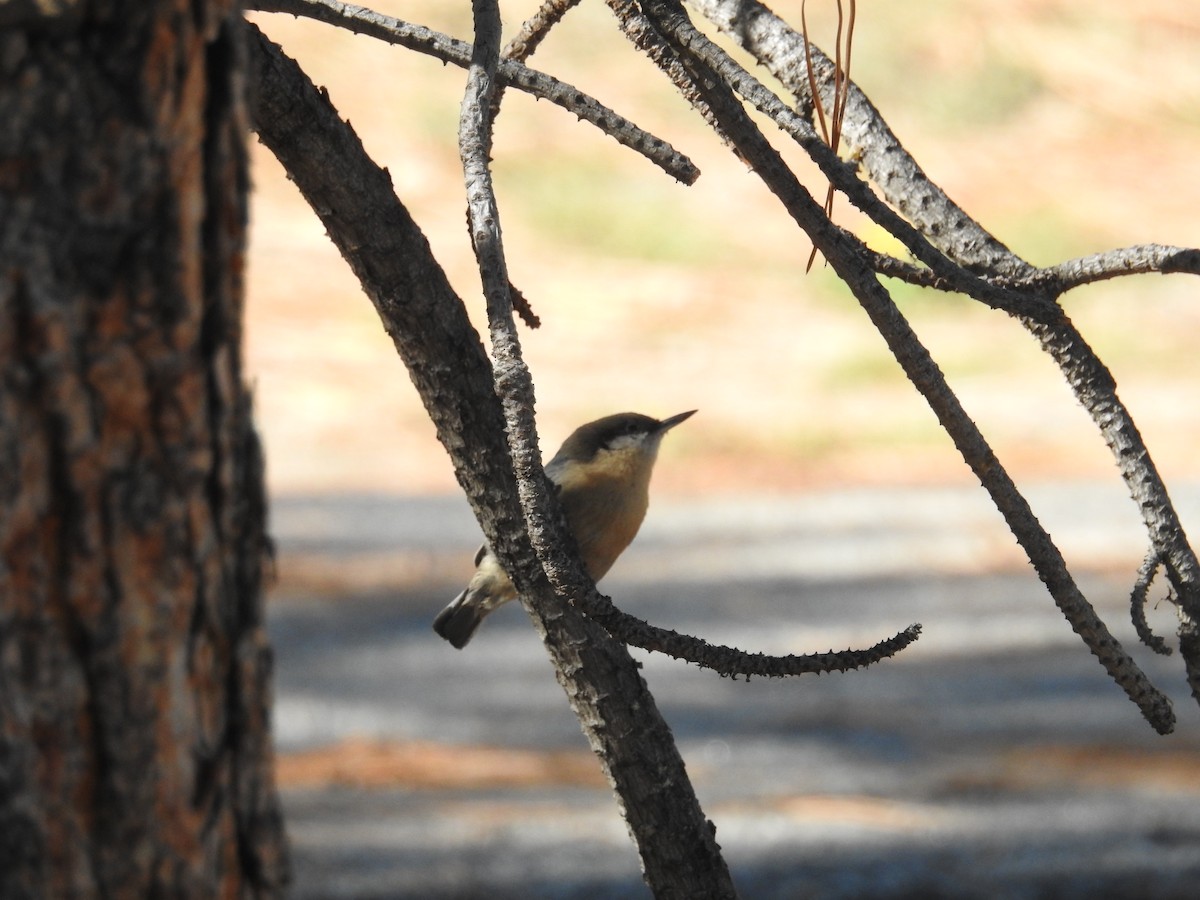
503,0,586,62
487,0,585,125
248,1,1200,892
247,25,742,896
250,0,1200,730
457,4,738,892
248,0,698,183
249,1,917,679
687,0,1200,726
459,0,918,680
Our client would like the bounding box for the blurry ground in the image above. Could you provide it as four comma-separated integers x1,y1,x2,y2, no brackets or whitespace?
243,1,1200,897
269,486,1200,898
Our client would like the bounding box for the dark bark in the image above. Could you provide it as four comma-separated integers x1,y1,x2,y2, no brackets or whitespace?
246,23,737,897
692,0,1200,717
0,1,288,896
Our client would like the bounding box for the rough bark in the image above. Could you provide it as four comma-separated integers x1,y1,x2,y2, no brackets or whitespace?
0,2,288,896
247,23,736,897
687,0,1198,723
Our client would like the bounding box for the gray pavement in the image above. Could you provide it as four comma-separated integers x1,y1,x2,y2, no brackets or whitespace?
267,483,1200,898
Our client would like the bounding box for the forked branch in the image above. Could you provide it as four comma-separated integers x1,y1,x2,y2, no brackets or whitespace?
689,0,1200,707
250,0,1198,732
246,12,919,683
630,0,1183,732
248,0,699,183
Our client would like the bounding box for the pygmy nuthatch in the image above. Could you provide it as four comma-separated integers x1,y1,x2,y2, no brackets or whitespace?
433,410,696,648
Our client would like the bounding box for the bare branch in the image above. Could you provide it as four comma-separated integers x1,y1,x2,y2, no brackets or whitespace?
690,0,1036,279
503,0,585,61
635,0,1177,733
249,0,699,183
605,0,733,153
459,0,511,301
689,0,1200,724
246,1,909,690
458,0,560,638
589,601,922,677
733,0,1200,709
459,0,914,682
1034,245,1200,292
247,22,738,894
854,284,1178,734
1131,550,1174,657
245,20,526,543
491,0,585,123
1023,315,1200,692
249,0,1199,728
637,0,1055,321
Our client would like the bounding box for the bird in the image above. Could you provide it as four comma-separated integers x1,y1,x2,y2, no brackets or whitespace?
433,410,696,648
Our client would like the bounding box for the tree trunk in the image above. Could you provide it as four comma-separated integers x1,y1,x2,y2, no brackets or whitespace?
0,2,288,896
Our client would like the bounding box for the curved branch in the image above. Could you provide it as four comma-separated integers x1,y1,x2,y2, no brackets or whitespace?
689,0,1036,280
631,0,1176,733
851,284,1178,735
690,0,1200,722
589,595,922,677
1131,550,1174,657
1024,314,1200,656
249,0,699,183
665,1,1058,322
248,21,738,895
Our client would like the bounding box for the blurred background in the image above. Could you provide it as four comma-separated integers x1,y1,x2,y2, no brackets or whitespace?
246,2,1200,896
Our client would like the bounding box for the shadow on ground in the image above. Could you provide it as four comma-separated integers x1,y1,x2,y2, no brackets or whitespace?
267,486,1200,898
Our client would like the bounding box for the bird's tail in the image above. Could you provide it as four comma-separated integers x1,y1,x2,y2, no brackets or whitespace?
432,588,487,649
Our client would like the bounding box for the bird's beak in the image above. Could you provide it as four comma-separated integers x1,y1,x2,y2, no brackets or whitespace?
656,409,697,433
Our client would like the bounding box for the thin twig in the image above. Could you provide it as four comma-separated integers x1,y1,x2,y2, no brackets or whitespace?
249,0,699,183
803,0,856,271
503,0,585,61
1131,549,1174,657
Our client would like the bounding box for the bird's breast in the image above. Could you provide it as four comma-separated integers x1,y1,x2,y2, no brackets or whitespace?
555,458,653,581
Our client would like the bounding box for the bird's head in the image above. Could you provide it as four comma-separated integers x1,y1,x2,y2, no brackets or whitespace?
552,410,696,467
